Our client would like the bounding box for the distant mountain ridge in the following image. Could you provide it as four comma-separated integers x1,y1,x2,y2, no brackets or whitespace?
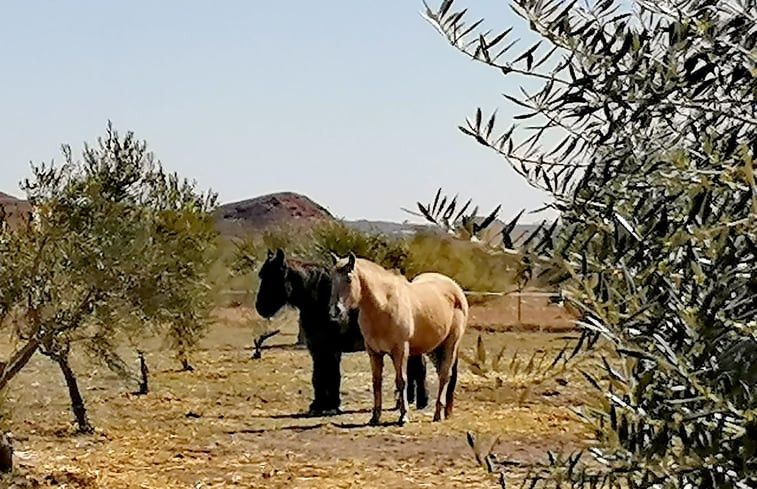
213,191,334,236
214,192,547,245
0,192,31,228
2,189,546,244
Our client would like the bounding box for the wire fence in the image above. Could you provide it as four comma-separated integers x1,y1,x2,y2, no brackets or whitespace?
218,288,571,330
219,289,561,299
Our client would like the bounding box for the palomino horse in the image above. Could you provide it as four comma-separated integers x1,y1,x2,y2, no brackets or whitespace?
256,249,429,416
329,252,469,425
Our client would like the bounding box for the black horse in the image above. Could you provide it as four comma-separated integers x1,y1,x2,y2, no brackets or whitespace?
255,248,428,415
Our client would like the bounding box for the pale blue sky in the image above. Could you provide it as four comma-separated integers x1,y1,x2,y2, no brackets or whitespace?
0,1,555,223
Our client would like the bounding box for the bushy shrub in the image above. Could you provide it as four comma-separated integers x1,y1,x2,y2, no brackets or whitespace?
404,232,517,294
312,222,410,271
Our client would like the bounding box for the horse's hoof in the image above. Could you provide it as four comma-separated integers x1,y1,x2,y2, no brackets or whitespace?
369,415,381,426
397,414,408,426
416,397,429,410
306,404,326,417
321,408,342,417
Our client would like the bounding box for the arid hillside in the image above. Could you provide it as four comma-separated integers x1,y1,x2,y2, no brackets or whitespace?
0,192,31,229
2,189,543,242
213,192,335,236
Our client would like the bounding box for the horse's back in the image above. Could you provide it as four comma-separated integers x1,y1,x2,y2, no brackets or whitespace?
407,272,469,354
410,272,468,316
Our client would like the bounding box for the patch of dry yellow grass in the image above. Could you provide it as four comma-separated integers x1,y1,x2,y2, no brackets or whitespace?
0,304,594,489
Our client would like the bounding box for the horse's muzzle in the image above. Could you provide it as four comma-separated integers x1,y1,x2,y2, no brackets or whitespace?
255,299,278,320
329,303,347,323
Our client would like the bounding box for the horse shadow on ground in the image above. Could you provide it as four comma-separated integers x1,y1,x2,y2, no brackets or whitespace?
262,408,372,420
256,343,307,353
225,419,401,435
228,408,406,434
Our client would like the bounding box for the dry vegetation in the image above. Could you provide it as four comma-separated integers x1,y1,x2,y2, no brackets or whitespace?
217,222,522,310
0,295,594,489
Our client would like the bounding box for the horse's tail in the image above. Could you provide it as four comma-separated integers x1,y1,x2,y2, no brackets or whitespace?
452,285,469,322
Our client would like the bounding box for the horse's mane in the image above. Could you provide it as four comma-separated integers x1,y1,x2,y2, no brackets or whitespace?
355,257,407,281
285,258,331,283
286,258,327,272
288,255,405,282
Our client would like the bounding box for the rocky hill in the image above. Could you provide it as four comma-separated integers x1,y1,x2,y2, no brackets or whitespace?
213,192,335,236
2,189,545,243
0,192,31,228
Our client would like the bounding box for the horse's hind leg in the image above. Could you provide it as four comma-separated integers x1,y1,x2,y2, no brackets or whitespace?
407,355,428,409
390,343,410,425
368,348,384,426
426,350,458,418
433,338,462,422
444,358,459,419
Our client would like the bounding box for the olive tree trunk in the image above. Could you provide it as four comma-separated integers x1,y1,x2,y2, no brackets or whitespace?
179,355,194,372
0,432,12,473
136,351,149,395
0,336,45,392
54,353,94,434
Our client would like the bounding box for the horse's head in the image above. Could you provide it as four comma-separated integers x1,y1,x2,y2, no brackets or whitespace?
255,248,291,318
329,251,360,322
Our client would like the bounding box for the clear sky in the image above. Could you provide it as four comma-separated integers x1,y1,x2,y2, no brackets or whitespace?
0,1,555,224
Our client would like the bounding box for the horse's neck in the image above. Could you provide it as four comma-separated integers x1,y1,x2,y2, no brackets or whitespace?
287,266,325,313
355,265,401,314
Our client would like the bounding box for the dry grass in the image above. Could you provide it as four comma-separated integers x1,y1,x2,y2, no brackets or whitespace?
0,301,595,489
467,294,576,333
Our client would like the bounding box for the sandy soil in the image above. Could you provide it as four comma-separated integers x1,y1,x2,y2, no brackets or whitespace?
0,299,593,489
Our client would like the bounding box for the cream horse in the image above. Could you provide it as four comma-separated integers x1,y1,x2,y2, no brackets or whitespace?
329,252,468,425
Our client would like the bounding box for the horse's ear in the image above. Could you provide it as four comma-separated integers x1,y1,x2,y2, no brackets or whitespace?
275,248,285,263
267,249,274,260
329,252,339,266
347,251,356,271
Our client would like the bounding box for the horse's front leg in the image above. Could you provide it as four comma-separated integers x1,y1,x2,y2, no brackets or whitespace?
318,348,343,415
391,343,410,426
368,348,384,426
307,347,325,416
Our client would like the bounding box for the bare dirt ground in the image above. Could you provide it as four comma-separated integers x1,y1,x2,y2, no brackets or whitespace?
1,297,594,489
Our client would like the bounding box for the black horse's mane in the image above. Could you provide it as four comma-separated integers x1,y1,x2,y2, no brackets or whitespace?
279,258,333,311
285,258,330,285
286,258,328,275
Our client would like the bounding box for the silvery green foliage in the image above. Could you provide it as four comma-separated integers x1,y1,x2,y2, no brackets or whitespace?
0,122,217,391
423,0,756,487
416,187,502,241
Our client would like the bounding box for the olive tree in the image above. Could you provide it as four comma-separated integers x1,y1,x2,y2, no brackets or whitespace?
0,123,217,433
421,0,756,487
